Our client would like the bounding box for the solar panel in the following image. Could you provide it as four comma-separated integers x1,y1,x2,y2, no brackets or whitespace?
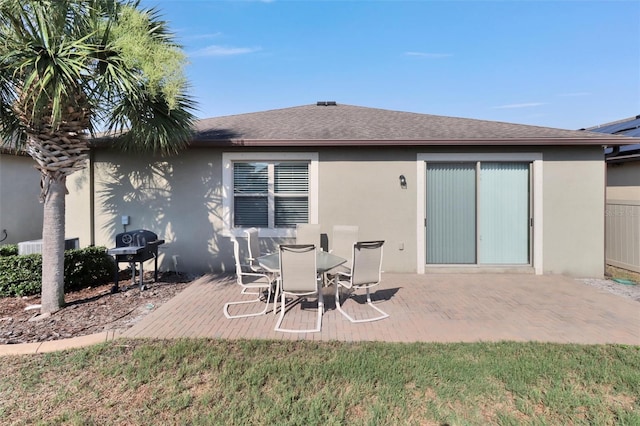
590,117,640,136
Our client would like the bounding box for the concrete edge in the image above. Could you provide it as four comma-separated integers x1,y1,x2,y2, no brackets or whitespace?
0,277,210,357
0,330,123,356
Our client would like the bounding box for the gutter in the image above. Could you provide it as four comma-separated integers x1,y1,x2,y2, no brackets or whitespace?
606,153,640,164
188,137,639,148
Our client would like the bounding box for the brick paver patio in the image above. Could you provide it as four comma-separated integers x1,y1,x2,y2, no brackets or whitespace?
122,273,639,344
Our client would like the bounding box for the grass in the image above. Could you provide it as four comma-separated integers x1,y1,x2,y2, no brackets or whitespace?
0,340,638,425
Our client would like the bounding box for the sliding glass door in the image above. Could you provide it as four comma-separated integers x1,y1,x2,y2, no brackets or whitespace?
426,162,530,265
478,162,530,264
426,163,476,263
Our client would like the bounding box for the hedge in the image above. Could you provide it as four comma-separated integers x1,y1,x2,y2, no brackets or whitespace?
0,244,18,257
0,246,116,297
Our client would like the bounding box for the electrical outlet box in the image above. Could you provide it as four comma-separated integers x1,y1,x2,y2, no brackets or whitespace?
121,215,130,226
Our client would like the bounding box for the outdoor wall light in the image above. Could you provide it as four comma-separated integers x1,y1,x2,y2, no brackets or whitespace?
399,174,407,189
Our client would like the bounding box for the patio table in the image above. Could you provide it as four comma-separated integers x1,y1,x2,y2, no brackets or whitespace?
257,250,346,274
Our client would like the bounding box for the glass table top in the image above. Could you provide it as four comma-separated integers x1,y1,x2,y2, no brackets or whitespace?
257,250,346,273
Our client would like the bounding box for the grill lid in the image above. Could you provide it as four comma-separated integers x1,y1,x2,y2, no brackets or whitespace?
115,229,159,247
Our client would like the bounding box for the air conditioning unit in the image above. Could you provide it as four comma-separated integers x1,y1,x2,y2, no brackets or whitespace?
18,238,80,255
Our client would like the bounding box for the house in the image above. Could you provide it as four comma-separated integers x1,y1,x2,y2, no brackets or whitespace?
587,115,640,200
586,116,640,273
0,147,43,244
66,103,638,277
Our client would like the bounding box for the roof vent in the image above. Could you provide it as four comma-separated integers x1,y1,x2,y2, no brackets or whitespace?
316,101,337,106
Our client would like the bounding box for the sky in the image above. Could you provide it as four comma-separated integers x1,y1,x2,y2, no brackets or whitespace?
140,0,640,130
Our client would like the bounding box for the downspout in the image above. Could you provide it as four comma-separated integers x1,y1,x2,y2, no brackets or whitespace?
89,149,95,246
605,145,620,160
603,145,609,277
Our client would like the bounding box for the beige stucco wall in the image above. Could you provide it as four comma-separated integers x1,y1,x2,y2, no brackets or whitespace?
0,153,43,244
607,161,640,201
319,149,418,273
72,148,418,275
542,147,605,277
65,166,92,247
87,149,233,275
65,145,607,278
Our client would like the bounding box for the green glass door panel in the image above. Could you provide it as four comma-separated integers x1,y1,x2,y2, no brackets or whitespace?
478,162,530,264
426,163,476,264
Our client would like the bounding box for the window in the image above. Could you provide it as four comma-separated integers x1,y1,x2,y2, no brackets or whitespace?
223,153,318,238
233,162,309,228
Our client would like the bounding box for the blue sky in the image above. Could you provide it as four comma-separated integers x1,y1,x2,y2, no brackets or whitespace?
141,0,639,130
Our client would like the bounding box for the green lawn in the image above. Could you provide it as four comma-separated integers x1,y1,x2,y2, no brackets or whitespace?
1,340,638,425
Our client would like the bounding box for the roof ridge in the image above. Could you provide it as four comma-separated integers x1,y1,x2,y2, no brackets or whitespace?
198,103,598,134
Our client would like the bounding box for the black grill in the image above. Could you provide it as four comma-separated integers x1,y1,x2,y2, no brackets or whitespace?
107,229,165,291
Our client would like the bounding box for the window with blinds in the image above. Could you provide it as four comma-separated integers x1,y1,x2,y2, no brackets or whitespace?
233,161,309,228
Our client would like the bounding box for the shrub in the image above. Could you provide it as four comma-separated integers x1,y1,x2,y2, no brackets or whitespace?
0,246,116,297
64,246,117,292
0,254,42,296
0,244,18,257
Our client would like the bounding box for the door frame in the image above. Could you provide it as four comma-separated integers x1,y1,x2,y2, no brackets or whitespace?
416,153,543,275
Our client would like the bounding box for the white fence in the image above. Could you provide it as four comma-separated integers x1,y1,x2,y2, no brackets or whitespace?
17,238,80,255
606,200,640,273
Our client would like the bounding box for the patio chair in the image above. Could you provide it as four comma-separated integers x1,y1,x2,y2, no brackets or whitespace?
245,227,265,272
296,223,322,249
223,237,273,319
326,225,359,281
274,244,323,333
334,240,389,323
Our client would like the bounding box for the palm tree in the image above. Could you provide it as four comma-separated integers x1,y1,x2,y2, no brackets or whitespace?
0,0,196,314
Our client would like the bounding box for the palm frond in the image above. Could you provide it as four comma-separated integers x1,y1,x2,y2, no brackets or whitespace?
1,0,196,155
106,87,196,156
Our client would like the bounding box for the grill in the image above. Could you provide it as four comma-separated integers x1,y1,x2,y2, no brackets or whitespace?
107,229,165,292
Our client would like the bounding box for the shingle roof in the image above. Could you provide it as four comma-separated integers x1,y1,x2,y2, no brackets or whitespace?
192,103,635,147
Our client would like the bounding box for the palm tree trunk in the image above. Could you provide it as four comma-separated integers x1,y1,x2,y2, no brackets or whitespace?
40,176,66,314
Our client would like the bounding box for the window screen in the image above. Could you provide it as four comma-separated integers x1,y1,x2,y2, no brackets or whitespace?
233,161,309,228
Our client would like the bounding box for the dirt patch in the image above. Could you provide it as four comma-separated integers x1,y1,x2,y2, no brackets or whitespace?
606,265,640,284
0,272,192,345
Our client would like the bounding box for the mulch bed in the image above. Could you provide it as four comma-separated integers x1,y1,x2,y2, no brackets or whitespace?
0,272,191,345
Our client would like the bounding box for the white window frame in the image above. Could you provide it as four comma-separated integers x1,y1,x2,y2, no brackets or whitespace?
416,153,543,275
222,152,319,238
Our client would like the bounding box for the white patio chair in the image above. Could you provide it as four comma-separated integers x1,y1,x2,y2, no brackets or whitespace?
334,240,389,323
245,227,264,272
223,237,273,319
296,223,322,249
274,244,323,333
326,225,359,282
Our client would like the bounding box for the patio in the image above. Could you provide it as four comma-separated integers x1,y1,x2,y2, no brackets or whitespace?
122,273,640,345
